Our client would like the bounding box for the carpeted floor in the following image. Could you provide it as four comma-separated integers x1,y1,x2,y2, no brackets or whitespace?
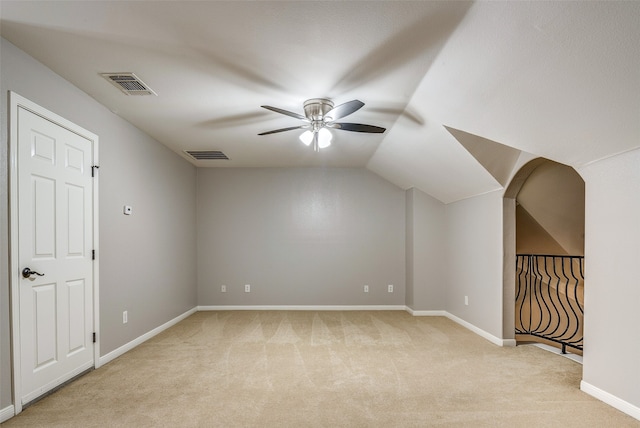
3,311,639,427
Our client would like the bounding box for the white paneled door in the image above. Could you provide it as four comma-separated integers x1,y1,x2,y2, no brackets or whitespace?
14,99,97,407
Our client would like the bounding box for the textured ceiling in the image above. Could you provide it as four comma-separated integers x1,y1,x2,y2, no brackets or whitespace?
1,1,639,203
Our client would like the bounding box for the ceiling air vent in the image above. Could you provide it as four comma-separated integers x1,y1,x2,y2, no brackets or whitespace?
101,73,157,96
185,150,230,160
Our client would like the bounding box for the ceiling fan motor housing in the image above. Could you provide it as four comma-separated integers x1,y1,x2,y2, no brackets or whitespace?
303,98,334,122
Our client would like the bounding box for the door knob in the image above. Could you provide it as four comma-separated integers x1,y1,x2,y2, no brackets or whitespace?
22,267,44,279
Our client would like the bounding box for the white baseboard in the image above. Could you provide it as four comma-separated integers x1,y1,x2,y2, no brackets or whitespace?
99,307,197,366
197,305,407,311
197,306,515,349
443,312,508,347
97,306,513,369
405,308,447,316
530,343,582,363
1,405,14,423
405,308,514,348
581,380,640,421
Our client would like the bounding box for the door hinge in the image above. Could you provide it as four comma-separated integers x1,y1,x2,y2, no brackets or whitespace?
92,250,96,260
93,332,96,343
91,165,100,177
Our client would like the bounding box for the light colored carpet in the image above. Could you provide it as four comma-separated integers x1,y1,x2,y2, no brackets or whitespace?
3,311,638,427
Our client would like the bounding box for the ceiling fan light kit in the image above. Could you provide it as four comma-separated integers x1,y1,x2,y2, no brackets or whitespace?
259,98,386,152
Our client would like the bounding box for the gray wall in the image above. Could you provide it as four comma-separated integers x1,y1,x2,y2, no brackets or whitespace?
405,188,446,311
405,190,415,309
0,38,197,409
579,148,640,410
445,191,504,338
0,41,11,412
197,168,405,306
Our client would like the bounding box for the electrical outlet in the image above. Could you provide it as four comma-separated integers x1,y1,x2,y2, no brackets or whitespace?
364,285,369,293
388,284,394,293
221,285,226,293
465,296,469,306
245,284,251,293
123,310,128,324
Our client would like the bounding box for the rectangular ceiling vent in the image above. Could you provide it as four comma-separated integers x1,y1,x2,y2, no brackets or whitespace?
101,73,157,96
185,150,230,161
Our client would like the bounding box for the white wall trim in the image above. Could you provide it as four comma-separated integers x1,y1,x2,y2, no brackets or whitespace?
197,306,515,349
0,405,15,423
96,305,518,372
92,131,101,370
405,308,447,316
443,312,507,347
99,307,197,366
502,339,517,347
528,343,581,363
405,308,514,347
197,305,407,311
581,380,640,421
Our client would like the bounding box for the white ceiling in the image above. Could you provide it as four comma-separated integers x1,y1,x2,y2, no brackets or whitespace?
1,1,639,203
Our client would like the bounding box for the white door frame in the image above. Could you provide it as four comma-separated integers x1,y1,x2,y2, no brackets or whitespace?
8,92,100,414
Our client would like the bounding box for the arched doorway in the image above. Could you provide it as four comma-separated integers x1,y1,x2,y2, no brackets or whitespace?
503,158,585,355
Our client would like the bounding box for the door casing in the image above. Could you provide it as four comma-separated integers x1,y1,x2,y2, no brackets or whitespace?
8,92,100,414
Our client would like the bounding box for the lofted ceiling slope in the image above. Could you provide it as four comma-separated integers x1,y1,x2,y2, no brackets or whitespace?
1,1,639,204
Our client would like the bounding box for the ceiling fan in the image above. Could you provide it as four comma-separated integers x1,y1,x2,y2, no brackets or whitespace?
258,98,386,152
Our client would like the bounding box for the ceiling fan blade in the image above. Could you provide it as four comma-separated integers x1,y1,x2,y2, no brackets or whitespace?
325,100,364,121
258,125,307,136
331,122,386,133
261,105,309,121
